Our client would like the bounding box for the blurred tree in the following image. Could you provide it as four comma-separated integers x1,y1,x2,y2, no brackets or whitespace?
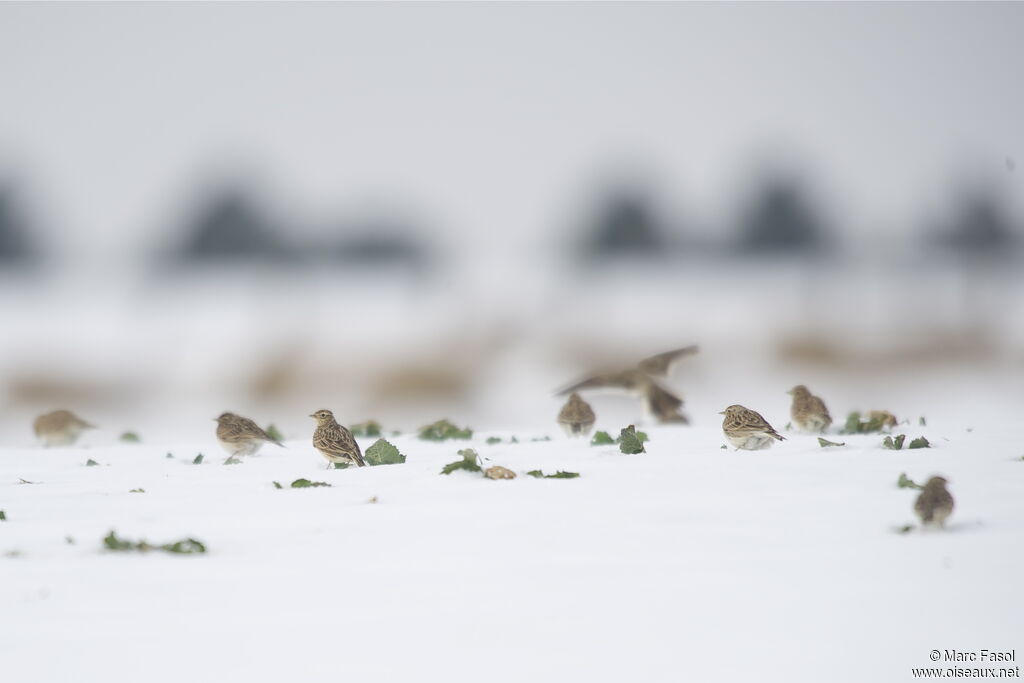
175,189,295,262
582,191,670,260
936,192,1017,255
0,186,36,264
327,221,432,274
737,180,827,254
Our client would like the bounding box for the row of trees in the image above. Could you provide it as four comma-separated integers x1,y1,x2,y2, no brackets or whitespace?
0,180,1019,269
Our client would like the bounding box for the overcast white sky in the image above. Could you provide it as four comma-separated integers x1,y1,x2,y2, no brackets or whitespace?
0,1,1021,260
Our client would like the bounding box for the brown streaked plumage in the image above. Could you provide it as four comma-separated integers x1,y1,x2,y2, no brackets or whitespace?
558,392,596,437
215,412,284,457
787,385,832,433
310,409,365,469
719,404,785,450
33,410,96,447
915,476,954,529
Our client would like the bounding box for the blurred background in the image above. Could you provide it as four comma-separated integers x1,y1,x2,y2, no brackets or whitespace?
1,2,1022,443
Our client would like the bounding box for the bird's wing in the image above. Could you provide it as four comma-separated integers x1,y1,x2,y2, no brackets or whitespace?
637,345,699,376
556,371,643,395
808,396,831,421
238,417,283,446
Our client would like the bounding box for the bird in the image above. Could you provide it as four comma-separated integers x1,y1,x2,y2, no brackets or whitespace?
636,345,699,377
214,412,284,457
310,409,366,469
720,405,785,450
557,345,697,424
33,410,96,447
787,385,832,433
914,476,955,529
557,392,596,437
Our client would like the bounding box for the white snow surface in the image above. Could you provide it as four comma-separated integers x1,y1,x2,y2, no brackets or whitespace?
2,415,1021,683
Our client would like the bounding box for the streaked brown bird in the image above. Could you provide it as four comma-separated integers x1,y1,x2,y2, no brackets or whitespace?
33,410,96,447
557,345,697,424
915,476,954,529
787,385,832,433
720,405,785,450
557,392,596,437
310,409,366,469
215,412,284,457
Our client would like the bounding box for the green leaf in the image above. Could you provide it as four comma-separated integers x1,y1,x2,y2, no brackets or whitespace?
290,479,332,488
192,454,204,465
485,436,502,445
895,524,915,535
531,436,552,442
165,452,174,459
618,425,646,454
418,419,473,441
897,472,923,490
0,510,6,521
590,431,615,446
364,439,406,466
527,470,580,479
103,531,204,554
882,434,906,450
509,436,519,444
272,481,283,489
333,462,349,470
842,411,863,434
119,431,141,443
85,459,99,467
908,436,930,449
349,420,382,438
159,539,206,554
223,456,242,465
720,444,727,449
129,488,145,493
918,416,927,427
817,437,846,448
440,448,482,475
264,424,285,442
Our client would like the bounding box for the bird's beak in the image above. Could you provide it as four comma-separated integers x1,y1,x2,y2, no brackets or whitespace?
308,414,316,418
717,410,725,415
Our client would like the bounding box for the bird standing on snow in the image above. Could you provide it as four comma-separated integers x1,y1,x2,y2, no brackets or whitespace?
720,405,785,450
557,392,596,437
215,412,284,457
310,409,366,469
787,385,832,433
915,476,955,529
33,410,96,447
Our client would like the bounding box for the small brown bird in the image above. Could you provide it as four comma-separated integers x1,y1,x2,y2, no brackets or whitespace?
214,412,284,457
720,405,785,450
310,409,366,469
33,410,96,447
915,476,955,529
557,392,596,437
787,385,832,433
557,346,697,425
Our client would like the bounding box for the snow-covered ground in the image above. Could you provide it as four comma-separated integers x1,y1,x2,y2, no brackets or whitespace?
3,410,1021,682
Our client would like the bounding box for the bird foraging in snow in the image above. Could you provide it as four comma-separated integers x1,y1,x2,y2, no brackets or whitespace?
557,392,596,437
33,410,96,447
310,409,365,469
915,476,954,529
787,385,832,433
720,405,785,450
215,412,284,457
